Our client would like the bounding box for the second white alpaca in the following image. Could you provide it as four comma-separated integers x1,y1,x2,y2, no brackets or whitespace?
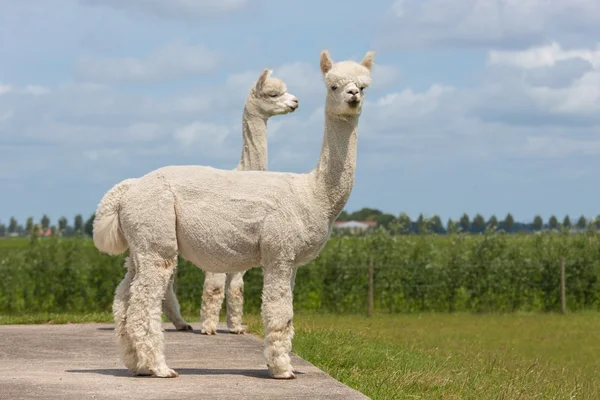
200,70,299,335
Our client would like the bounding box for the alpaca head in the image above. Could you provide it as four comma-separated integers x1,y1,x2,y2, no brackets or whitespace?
320,50,374,117
249,69,299,117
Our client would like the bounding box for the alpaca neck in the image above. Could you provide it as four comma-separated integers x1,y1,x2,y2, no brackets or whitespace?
311,110,359,221
236,104,268,171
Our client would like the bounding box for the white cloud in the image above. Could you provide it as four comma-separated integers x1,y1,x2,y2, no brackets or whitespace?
478,43,600,121
83,148,122,161
273,62,323,96
0,110,13,123
75,42,219,84
383,0,600,49
124,123,161,141
371,64,401,89
174,121,230,152
225,70,260,93
370,84,455,120
528,71,600,114
23,85,50,96
0,84,13,96
80,0,248,20
516,136,600,158
488,42,600,69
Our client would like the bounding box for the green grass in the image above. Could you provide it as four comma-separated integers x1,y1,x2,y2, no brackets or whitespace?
0,312,113,324
2,312,598,399
0,237,29,248
246,313,600,400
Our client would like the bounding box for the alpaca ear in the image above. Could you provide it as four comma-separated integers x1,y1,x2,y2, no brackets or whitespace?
360,50,375,71
255,68,271,92
320,50,333,74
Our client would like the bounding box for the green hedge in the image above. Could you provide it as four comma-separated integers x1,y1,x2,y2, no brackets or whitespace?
1,230,599,315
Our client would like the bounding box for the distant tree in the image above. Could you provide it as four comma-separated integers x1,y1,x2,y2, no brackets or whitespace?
587,217,597,232
74,214,83,233
0,224,6,236
472,214,486,233
576,215,588,230
376,213,396,229
337,210,349,221
396,213,412,234
503,213,515,232
532,215,543,231
595,215,600,230
8,217,17,234
459,213,470,232
416,213,427,233
58,216,68,232
562,215,571,229
84,214,95,236
447,219,459,234
26,217,34,234
487,215,498,231
349,208,382,221
549,215,558,230
40,215,50,230
429,215,443,233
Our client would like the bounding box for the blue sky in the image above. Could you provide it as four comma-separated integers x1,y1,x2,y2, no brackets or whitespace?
2,0,600,226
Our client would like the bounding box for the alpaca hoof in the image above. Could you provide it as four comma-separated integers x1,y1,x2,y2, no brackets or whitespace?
150,367,179,378
176,323,193,331
229,326,246,335
271,370,296,380
199,324,217,335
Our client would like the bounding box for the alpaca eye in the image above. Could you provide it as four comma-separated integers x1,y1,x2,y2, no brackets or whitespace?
360,87,365,91
330,85,338,91
269,93,278,98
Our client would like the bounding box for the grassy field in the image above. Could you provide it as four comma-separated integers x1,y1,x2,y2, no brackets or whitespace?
2,312,598,399
245,313,600,400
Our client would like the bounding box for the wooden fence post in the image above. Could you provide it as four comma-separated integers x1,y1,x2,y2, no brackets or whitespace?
560,257,566,314
368,256,374,317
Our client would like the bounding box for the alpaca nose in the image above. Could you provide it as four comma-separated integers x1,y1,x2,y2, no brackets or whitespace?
347,88,359,95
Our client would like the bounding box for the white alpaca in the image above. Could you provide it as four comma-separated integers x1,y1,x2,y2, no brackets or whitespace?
94,70,299,334
93,49,374,379
200,70,299,335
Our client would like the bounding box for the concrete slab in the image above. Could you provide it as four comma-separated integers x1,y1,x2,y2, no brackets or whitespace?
0,322,369,400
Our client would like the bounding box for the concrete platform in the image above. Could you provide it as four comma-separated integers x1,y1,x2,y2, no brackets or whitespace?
0,322,369,399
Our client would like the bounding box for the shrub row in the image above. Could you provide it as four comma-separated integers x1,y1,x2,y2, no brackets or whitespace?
1,230,599,315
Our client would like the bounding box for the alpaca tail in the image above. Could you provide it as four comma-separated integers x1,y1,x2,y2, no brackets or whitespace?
93,178,136,255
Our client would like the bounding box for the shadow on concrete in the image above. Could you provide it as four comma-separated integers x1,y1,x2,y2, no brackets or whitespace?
95,327,234,334
65,368,304,379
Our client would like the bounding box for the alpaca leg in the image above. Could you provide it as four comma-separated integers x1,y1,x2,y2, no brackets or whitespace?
261,261,295,379
112,255,137,372
126,253,178,378
199,272,226,335
225,272,246,334
162,272,192,331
